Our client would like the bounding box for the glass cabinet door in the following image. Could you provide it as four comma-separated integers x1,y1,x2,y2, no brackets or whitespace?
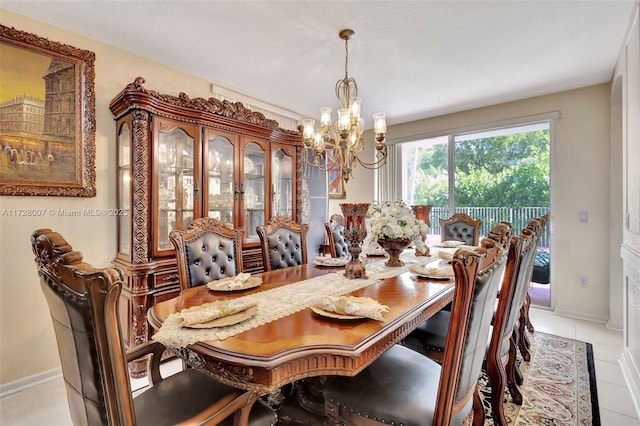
155,121,198,254
117,121,131,257
243,140,266,243
205,133,236,225
272,147,294,219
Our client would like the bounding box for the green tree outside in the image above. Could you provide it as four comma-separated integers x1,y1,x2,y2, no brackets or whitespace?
407,130,550,208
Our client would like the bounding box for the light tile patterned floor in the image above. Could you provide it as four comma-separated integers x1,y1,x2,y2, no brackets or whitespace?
1,308,638,425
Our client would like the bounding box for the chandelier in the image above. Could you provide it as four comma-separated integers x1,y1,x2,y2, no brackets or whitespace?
302,29,387,184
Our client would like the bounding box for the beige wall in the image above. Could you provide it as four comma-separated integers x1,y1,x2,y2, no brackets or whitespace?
0,9,619,387
332,84,617,323
0,10,224,385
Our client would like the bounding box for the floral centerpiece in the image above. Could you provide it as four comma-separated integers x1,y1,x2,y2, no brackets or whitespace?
365,200,429,265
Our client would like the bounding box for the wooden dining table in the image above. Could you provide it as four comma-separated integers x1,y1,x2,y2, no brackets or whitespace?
147,261,454,395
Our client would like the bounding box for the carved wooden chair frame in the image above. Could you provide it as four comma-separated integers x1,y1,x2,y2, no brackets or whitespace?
169,218,244,292
257,216,308,271
440,212,482,246
325,214,349,258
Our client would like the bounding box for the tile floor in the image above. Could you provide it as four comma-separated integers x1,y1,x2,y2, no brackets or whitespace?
1,308,639,425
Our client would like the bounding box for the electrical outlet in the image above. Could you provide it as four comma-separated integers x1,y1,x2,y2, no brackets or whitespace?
578,276,588,288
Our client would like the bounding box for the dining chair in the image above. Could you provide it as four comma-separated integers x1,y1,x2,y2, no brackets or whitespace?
524,213,549,334
324,213,349,258
257,216,308,271
466,220,538,425
323,223,512,426
478,229,531,425
170,218,244,292
515,216,546,363
31,228,276,426
440,212,482,246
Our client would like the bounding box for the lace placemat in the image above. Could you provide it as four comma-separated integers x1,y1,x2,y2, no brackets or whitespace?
365,253,439,279
152,272,379,348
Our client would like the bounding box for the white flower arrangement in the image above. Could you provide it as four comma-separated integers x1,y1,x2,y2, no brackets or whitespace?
365,200,429,253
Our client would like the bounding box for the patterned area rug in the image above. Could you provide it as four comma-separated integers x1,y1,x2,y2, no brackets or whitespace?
479,332,600,425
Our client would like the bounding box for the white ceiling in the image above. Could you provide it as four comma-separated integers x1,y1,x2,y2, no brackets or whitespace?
2,0,636,127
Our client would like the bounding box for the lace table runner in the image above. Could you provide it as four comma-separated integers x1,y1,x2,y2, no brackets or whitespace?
153,272,379,348
365,253,439,279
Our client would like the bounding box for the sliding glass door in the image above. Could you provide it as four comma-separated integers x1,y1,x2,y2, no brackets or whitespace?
395,121,551,306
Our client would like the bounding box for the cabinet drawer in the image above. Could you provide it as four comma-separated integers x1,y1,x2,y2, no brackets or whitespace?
151,287,180,306
153,270,180,289
242,248,264,273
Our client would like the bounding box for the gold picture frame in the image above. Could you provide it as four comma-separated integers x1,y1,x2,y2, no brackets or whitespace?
0,24,96,196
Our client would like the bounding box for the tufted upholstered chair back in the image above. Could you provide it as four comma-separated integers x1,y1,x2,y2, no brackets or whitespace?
170,218,244,292
440,212,482,246
325,214,349,258
257,216,308,271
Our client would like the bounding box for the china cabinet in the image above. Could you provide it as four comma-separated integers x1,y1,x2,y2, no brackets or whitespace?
110,77,303,376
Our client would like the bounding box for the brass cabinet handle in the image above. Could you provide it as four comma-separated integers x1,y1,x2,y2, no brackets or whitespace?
162,274,178,282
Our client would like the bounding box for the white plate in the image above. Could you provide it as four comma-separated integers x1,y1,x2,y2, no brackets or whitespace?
313,257,350,267
207,276,262,291
410,265,454,281
364,248,387,257
437,250,454,261
434,240,466,248
183,306,258,328
310,306,366,320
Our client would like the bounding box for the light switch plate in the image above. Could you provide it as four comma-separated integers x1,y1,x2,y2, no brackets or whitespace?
579,211,588,223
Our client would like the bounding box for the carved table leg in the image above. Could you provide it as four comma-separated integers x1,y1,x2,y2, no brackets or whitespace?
128,297,149,378
275,380,329,425
295,377,329,416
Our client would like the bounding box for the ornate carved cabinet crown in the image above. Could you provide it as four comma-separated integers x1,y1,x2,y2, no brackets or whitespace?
110,77,303,376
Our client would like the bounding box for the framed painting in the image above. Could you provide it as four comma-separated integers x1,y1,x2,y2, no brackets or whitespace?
328,151,346,199
0,24,96,196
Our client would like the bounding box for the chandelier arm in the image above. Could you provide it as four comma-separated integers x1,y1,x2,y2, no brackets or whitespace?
354,149,388,170
301,143,340,172
301,155,332,172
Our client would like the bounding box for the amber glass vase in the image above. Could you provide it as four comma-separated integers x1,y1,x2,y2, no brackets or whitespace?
412,205,432,227
378,237,411,267
339,203,370,279
412,205,432,256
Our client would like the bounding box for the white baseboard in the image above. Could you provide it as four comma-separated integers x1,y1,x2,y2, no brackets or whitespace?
552,307,609,324
620,349,640,421
0,367,62,398
607,320,624,331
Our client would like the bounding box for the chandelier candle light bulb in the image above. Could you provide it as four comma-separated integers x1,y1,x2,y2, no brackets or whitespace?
374,113,387,134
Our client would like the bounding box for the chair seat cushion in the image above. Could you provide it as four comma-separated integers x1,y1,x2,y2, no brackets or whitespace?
134,369,275,426
402,311,450,355
324,345,471,426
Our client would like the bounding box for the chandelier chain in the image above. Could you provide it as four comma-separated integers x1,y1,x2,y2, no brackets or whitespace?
344,37,349,81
